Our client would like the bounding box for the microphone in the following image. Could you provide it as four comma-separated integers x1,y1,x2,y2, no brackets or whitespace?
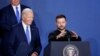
67,30,72,42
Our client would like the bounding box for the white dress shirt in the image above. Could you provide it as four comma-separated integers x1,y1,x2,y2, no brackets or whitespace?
22,21,31,43
12,4,21,18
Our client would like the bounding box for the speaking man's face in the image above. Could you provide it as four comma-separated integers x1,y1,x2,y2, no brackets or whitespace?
56,18,67,30
11,0,20,6
23,12,34,25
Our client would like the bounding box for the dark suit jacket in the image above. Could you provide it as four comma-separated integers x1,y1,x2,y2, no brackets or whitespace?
7,23,42,56
0,4,37,56
0,4,29,31
0,4,36,37
0,4,32,56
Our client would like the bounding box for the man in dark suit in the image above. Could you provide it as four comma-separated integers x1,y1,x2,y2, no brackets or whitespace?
7,8,42,56
0,0,35,55
48,14,81,41
0,0,30,36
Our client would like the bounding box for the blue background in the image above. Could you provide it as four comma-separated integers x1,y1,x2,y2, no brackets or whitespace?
0,0,100,56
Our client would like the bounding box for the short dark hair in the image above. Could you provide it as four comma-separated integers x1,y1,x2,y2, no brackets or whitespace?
56,14,67,22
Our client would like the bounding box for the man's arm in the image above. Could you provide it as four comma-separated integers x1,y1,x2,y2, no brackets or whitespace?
0,8,12,31
70,31,82,41
7,28,16,56
31,27,42,56
48,32,58,41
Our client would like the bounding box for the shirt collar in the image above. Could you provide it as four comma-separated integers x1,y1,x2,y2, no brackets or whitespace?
12,4,20,8
22,21,30,32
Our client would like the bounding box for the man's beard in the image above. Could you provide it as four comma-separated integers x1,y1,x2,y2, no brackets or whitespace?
57,27,66,31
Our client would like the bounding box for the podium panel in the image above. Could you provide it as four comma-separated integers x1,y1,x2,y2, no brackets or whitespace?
44,41,90,56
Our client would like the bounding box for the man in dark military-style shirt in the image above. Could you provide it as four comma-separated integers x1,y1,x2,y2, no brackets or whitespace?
48,14,81,41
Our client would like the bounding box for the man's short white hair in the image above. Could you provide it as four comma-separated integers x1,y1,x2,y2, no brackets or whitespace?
22,8,33,18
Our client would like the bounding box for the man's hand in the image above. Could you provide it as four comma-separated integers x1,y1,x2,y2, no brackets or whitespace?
56,30,66,39
31,52,38,56
70,31,78,38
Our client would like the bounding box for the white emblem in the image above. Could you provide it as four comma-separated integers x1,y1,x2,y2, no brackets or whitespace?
63,44,79,56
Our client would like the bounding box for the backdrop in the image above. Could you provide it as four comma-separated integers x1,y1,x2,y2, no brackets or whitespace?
0,0,100,56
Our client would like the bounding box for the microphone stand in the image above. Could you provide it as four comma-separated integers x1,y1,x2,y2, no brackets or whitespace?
67,31,71,43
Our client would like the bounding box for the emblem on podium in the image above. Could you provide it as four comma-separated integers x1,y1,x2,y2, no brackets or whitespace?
63,44,79,56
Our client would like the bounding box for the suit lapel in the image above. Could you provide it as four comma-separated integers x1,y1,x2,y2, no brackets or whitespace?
9,5,18,23
19,23,28,44
30,26,34,45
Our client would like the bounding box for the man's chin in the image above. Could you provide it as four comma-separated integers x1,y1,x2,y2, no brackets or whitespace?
58,28,65,30
26,23,32,25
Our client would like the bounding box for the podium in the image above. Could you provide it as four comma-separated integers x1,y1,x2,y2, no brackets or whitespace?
44,41,90,56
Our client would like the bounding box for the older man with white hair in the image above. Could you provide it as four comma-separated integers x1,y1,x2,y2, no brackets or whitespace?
7,8,42,56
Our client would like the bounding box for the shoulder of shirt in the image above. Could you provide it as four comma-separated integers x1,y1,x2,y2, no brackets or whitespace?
49,30,59,35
